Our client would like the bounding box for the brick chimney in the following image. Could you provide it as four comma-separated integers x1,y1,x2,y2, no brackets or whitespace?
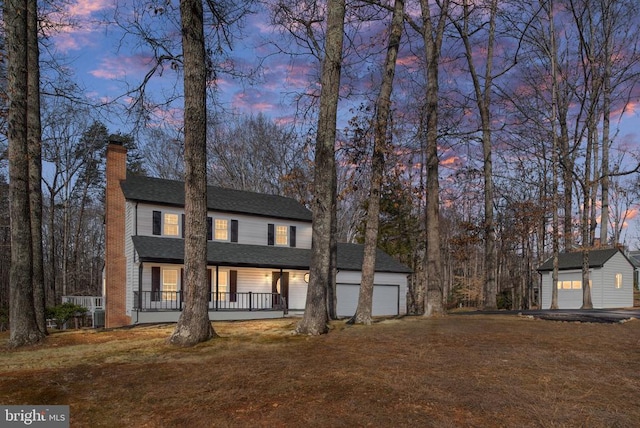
105,140,130,327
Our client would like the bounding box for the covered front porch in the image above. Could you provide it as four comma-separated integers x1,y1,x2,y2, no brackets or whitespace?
131,290,289,324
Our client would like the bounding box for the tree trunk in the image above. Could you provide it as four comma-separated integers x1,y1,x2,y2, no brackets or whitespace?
420,0,449,316
6,0,45,347
454,0,498,310
547,0,560,310
296,0,345,335
169,0,215,346
27,0,46,333
349,0,404,325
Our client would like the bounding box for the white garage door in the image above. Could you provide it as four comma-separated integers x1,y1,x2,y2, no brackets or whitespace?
336,284,399,317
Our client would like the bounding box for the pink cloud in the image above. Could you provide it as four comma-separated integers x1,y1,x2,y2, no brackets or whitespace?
49,0,114,53
89,54,158,80
68,0,113,16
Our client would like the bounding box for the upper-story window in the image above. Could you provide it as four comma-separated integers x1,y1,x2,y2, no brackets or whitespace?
153,210,181,237
215,219,229,240
268,224,296,247
207,217,238,242
275,225,288,246
164,213,180,236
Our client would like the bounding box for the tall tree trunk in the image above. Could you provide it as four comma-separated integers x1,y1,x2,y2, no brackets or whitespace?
599,9,612,246
27,0,46,333
349,0,404,325
296,0,345,335
420,0,449,316
6,0,45,347
169,0,215,346
547,0,560,310
454,0,498,310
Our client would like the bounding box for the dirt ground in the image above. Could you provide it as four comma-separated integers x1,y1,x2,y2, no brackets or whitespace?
1,314,639,427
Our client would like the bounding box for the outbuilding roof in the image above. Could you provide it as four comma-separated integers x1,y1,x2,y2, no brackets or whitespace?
132,236,413,274
537,248,630,272
121,175,312,222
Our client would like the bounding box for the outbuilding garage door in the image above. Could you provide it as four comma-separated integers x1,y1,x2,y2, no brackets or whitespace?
336,284,399,317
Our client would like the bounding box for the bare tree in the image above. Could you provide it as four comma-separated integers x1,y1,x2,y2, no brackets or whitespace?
348,0,404,325
419,0,450,316
450,0,500,310
296,0,345,335
206,113,311,199
169,0,216,346
5,0,45,346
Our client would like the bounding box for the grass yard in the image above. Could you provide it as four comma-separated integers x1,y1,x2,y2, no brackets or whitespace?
1,314,639,427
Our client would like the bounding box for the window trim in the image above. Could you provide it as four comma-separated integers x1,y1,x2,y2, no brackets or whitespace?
614,273,623,289
163,213,180,236
214,218,230,241
162,268,179,300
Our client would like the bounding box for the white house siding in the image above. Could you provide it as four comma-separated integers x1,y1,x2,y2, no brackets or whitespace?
335,271,408,317
133,203,312,248
593,252,634,308
540,252,634,309
124,202,136,316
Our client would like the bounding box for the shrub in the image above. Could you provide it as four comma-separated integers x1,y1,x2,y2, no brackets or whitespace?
46,302,88,329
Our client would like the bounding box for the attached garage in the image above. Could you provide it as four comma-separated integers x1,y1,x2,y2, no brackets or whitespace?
336,283,400,317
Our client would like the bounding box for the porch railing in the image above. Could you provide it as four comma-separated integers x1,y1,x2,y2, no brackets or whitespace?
133,291,287,312
62,296,104,311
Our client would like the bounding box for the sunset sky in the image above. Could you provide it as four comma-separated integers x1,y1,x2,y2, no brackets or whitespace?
45,0,640,248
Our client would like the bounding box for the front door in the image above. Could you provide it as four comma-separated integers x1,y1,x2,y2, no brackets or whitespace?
272,272,289,309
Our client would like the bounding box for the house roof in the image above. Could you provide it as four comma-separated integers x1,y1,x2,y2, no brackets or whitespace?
537,248,630,272
121,175,312,222
132,236,412,274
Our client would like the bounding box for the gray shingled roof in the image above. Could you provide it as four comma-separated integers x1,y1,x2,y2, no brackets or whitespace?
121,175,312,222
537,248,626,271
132,236,412,274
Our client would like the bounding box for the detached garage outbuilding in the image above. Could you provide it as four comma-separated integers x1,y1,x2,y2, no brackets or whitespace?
538,248,635,309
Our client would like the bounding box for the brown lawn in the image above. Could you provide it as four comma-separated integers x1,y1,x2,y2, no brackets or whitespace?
1,314,639,427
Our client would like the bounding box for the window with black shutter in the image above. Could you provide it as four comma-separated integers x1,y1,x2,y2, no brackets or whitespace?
151,267,160,301
152,211,161,235
268,223,275,246
207,269,212,301
290,226,296,248
231,220,238,242
229,270,237,302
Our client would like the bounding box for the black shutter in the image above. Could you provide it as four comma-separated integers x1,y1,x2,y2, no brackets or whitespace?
151,267,160,301
290,226,296,248
207,269,212,302
182,214,185,238
230,270,237,303
180,268,184,307
268,223,274,246
207,217,213,241
231,220,238,243
152,211,161,235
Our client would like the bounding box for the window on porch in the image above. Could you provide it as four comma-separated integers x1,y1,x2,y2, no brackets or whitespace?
163,269,178,300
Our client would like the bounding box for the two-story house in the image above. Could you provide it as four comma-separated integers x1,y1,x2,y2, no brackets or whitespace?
104,142,411,328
